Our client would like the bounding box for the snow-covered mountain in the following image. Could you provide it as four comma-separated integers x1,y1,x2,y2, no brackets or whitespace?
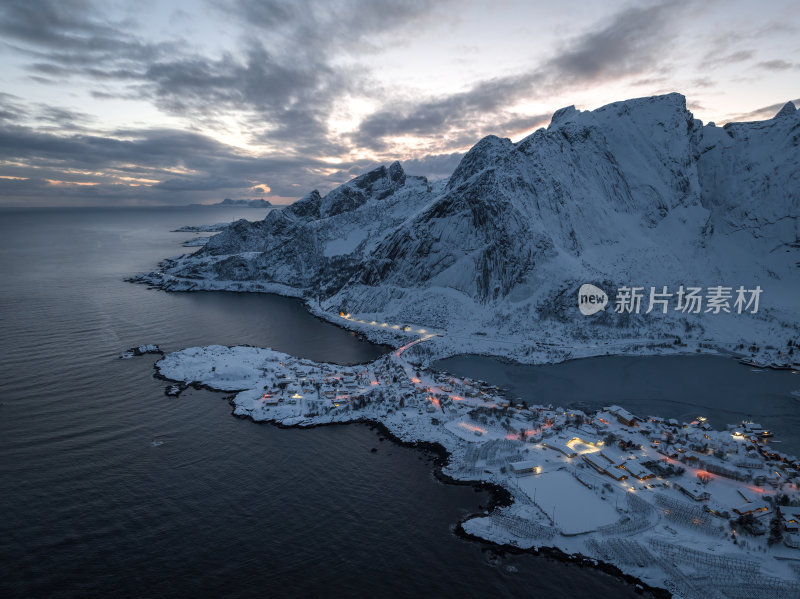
139,93,800,364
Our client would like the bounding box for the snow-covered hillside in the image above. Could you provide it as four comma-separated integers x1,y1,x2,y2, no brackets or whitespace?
136,94,800,365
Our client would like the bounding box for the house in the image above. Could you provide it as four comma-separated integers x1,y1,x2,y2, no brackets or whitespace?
737,489,760,503
782,509,800,533
542,440,578,458
604,460,630,481
604,467,628,481
261,393,279,406
606,405,638,427
676,482,710,502
582,453,611,473
733,502,770,516
621,461,654,481
509,460,541,476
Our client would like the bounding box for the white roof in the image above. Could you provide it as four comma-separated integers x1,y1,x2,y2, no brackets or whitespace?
733,501,769,513
623,461,652,478
510,460,539,471
677,483,709,498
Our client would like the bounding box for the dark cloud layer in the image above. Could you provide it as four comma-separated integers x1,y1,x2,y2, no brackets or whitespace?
546,1,680,82
0,0,794,205
0,91,364,204
0,0,456,203
351,1,684,150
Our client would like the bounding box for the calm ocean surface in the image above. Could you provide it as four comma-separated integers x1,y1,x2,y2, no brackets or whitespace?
0,207,646,598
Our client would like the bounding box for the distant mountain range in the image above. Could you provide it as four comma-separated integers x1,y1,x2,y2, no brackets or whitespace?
184,198,273,208
216,198,272,207
216,198,273,207
140,93,799,365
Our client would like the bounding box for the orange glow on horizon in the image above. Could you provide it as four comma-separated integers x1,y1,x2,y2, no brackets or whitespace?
46,179,98,186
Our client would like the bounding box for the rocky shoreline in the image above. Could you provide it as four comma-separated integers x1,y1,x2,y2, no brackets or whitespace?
154,360,673,598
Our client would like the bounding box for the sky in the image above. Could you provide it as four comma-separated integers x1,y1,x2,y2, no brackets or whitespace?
0,0,798,207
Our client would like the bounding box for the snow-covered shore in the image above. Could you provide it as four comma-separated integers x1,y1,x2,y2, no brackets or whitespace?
155,338,800,598
131,266,796,369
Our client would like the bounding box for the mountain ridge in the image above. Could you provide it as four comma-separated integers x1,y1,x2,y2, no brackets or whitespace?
137,93,800,365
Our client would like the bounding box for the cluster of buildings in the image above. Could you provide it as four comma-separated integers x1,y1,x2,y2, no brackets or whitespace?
238,343,800,552
450,395,800,550
163,336,800,592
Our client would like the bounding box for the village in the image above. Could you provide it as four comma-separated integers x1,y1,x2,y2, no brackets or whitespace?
156,331,800,598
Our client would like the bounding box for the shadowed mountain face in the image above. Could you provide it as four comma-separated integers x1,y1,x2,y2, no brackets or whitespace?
145,93,799,360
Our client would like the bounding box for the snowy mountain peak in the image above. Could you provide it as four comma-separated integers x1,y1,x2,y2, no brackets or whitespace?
447,135,513,190
774,100,797,118
548,104,579,128
318,162,410,218
148,92,800,365
285,189,322,220
387,160,405,183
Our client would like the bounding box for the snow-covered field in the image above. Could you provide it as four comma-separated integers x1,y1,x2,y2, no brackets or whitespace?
514,470,620,534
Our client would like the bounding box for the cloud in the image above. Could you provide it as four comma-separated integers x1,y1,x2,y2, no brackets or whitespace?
0,0,452,203
351,1,686,152
401,152,465,181
0,0,691,203
153,176,255,192
0,93,366,205
0,0,451,160
0,0,175,72
755,59,796,71
229,0,443,51
690,77,716,89
545,0,681,82
0,92,30,123
0,0,793,206
137,1,449,151
701,49,754,69
139,41,346,152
